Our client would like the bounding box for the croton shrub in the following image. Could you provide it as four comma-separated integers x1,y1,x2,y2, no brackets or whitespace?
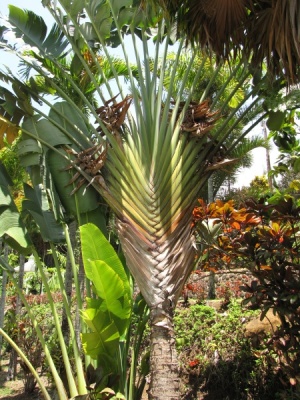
192,196,300,388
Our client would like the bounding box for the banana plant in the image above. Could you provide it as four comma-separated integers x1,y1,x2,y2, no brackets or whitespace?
0,163,85,399
79,223,132,398
0,176,137,399
0,2,279,398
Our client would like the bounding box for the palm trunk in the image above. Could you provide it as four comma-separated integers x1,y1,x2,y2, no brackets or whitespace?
149,303,180,399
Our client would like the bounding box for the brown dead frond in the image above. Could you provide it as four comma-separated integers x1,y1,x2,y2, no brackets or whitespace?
179,100,221,137
246,0,300,84
206,157,238,171
95,95,132,136
65,144,107,194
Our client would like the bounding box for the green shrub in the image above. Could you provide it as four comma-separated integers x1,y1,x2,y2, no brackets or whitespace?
174,301,288,399
4,295,63,393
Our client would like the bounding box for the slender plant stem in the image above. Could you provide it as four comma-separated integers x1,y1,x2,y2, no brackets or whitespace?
0,258,68,400
50,242,87,394
32,249,79,398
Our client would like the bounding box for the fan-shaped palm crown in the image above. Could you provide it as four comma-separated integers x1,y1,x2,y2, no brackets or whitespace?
155,0,300,84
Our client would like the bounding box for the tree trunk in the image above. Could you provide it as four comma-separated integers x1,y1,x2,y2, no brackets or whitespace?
0,242,8,371
207,178,216,299
262,120,273,191
8,253,25,380
207,272,216,299
148,301,180,400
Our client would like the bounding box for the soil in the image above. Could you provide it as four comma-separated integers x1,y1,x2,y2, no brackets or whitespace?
0,358,48,400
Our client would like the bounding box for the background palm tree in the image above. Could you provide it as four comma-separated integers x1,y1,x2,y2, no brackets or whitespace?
159,0,300,85
0,1,298,398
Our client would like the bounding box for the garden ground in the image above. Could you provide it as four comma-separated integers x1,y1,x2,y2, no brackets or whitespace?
0,300,295,400
0,359,48,400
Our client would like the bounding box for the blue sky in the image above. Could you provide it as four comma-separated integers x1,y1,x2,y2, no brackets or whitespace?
0,1,55,77
1,1,50,18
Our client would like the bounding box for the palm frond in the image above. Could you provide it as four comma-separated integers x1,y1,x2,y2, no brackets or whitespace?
8,6,69,58
247,0,300,84
179,0,247,55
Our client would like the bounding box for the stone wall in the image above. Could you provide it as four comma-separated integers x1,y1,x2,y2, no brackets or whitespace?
184,269,256,300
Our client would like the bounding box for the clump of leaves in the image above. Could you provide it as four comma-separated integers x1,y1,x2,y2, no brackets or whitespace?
193,196,300,393
4,296,63,393
174,301,284,399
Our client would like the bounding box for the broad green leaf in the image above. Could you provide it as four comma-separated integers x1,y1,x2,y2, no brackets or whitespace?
18,152,41,168
81,316,120,359
0,187,11,206
267,110,286,131
99,18,113,40
80,223,130,292
49,102,91,148
81,331,117,363
8,6,68,57
17,138,42,157
22,183,65,243
81,306,112,332
70,54,83,76
59,0,84,19
89,259,130,319
79,207,108,237
9,5,47,48
0,208,31,250
111,0,133,15
36,118,72,147
118,8,135,26
22,116,72,149
87,1,111,24
17,137,42,167
0,163,31,250
293,158,300,173
80,223,132,335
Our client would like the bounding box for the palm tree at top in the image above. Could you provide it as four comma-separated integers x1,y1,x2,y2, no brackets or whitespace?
159,0,300,85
